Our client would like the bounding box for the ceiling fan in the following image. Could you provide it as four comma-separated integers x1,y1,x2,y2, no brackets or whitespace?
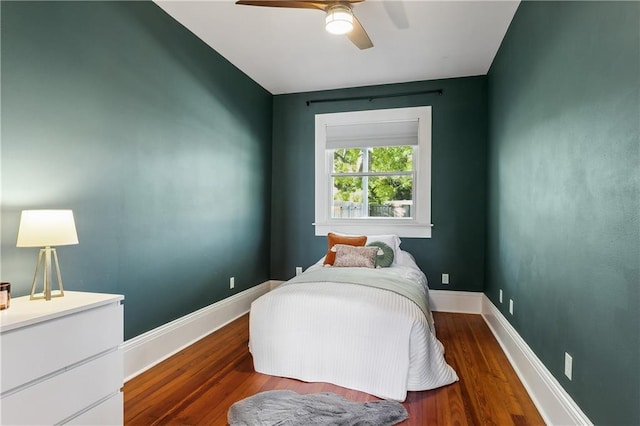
235,0,374,50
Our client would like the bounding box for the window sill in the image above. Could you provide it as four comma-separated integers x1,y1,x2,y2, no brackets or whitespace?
314,221,432,238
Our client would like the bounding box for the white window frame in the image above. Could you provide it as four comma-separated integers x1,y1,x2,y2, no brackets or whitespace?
315,106,432,238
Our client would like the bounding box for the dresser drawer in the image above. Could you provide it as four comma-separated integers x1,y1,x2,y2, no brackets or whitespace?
0,301,123,394
66,392,123,425
1,348,123,425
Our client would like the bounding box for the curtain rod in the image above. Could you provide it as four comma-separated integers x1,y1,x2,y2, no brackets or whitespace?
305,89,443,106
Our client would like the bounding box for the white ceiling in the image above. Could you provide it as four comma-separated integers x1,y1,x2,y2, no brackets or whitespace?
154,0,520,95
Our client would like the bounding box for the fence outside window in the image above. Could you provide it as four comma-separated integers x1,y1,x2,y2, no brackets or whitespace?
332,201,412,219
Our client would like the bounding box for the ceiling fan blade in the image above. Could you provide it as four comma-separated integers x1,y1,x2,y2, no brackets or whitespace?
347,14,373,49
383,0,409,30
236,1,364,11
236,1,325,11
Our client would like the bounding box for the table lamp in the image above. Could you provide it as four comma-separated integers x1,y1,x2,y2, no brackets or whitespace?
16,210,79,301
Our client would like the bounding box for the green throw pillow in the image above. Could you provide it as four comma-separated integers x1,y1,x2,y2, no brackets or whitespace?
367,241,394,268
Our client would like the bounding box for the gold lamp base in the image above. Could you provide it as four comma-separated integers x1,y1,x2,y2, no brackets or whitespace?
30,247,65,301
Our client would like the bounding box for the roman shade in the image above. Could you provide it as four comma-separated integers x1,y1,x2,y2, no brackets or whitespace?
325,119,419,149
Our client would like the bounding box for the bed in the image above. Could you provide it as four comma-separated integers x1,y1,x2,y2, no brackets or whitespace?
249,234,458,401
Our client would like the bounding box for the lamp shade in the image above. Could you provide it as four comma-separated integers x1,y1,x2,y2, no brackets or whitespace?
16,210,79,247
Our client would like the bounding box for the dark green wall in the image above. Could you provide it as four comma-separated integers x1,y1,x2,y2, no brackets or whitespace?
0,1,273,340
486,2,639,424
271,77,487,291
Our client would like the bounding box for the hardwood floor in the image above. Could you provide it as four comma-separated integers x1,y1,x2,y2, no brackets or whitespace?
124,312,545,425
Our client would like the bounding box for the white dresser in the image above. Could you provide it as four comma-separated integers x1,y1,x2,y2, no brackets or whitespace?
0,291,124,425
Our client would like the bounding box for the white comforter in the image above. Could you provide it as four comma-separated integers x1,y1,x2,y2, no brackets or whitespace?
249,255,458,401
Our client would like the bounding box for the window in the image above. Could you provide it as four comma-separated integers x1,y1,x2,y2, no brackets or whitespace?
331,144,415,219
315,106,432,238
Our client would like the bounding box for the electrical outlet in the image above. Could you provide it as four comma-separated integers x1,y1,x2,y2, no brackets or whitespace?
230,277,235,289
499,289,503,303
564,352,573,380
442,273,449,285
509,299,514,315
296,266,302,276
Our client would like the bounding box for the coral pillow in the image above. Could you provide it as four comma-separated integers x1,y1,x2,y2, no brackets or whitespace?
323,232,367,265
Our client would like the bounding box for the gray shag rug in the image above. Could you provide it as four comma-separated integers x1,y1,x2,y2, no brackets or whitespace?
228,390,408,426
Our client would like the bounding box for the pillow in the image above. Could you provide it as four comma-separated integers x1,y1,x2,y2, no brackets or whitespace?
394,249,419,269
323,232,367,265
367,241,394,268
365,234,401,260
333,244,378,268
330,232,402,265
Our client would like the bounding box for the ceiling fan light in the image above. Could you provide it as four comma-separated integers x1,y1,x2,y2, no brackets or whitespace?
325,5,353,35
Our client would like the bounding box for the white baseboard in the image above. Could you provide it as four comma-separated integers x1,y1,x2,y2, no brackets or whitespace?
122,281,273,382
429,289,483,313
270,280,285,290
481,295,592,426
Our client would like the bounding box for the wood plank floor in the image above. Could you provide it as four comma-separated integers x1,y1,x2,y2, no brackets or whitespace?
124,312,545,425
